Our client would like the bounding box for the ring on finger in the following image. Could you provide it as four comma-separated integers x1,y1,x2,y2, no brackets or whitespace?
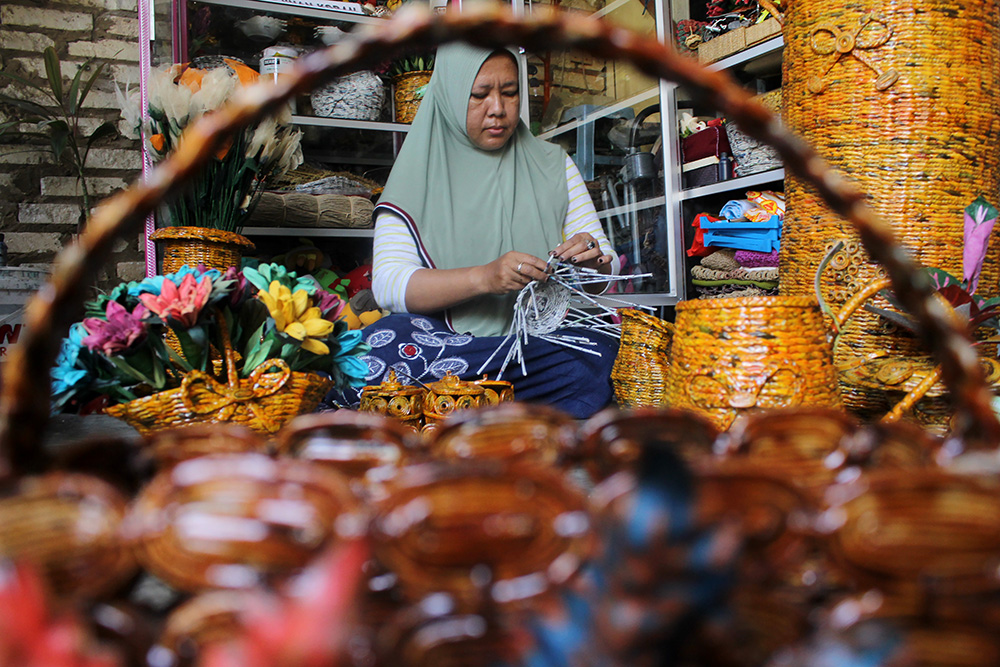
516,262,524,273
586,240,596,250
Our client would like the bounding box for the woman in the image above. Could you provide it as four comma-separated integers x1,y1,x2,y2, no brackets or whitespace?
346,43,620,418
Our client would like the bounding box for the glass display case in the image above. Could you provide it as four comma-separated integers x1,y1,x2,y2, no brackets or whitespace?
525,0,683,306
138,0,779,308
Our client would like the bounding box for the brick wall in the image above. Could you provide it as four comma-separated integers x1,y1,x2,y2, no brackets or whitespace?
0,0,145,287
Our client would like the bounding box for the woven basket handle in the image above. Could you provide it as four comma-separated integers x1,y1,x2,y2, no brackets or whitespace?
756,0,785,26
0,4,996,478
833,276,972,424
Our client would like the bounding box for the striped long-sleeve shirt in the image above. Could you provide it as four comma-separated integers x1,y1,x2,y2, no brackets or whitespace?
372,155,619,312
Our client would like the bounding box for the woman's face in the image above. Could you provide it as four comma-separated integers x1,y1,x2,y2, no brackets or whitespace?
466,52,520,151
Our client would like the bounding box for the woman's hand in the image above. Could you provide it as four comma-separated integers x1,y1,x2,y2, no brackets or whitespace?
551,233,613,273
479,251,548,294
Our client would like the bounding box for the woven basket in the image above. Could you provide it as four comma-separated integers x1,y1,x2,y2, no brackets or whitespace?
105,315,332,436
610,308,674,408
150,226,255,274
779,1,1000,413
664,296,841,430
392,70,432,124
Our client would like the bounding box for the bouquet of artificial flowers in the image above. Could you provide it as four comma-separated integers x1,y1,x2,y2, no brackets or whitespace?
120,58,303,233
52,263,368,432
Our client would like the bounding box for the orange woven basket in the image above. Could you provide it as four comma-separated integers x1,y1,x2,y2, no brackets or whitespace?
150,226,256,274
779,1,1000,413
105,314,332,436
664,296,841,430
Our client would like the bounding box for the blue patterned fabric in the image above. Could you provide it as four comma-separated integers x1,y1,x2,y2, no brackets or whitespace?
323,314,618,418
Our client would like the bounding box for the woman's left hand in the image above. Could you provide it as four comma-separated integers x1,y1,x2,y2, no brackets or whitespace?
551,233,613,273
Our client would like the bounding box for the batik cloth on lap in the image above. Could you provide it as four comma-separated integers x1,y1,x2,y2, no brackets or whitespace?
323,313,618,419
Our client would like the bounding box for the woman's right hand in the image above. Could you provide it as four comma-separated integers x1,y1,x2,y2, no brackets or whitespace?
479,251,548,294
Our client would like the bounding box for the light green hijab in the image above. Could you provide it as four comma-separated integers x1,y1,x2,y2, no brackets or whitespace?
375,42,569,337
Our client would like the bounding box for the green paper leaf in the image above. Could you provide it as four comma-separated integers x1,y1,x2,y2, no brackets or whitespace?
174,327,208,371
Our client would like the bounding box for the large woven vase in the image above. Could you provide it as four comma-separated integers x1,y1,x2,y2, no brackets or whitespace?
150,227,255,274
779,0,1000,414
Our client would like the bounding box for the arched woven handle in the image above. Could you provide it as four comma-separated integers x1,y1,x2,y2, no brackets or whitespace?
1,4,995,478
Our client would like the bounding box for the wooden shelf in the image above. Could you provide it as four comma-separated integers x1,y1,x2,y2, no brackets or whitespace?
678,168,784,201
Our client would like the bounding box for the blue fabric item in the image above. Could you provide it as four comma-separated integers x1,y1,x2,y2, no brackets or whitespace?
323,313,618,419
718,198,756,220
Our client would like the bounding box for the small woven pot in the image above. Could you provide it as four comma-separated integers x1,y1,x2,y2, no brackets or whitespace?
611,308,674,408
392,70,432,124
150,226,255,274
664,296,841,430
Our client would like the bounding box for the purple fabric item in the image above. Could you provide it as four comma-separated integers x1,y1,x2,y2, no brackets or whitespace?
734,249,779,268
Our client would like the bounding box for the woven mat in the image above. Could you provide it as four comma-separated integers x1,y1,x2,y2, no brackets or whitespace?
699,248,739,271
691,264,779,282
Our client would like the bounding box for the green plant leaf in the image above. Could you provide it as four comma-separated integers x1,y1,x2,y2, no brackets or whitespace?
42,119,70,159
0,70,49,97
67,61,87,115
77,62,106,111
86,121,117,148
43,47,63,103
0,94,54,120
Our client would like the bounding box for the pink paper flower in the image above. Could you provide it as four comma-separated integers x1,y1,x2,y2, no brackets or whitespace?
82,300,150,356
139,273,212,328
314,289,345,322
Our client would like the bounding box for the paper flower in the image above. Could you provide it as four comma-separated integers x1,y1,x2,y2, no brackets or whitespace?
259,281,336,355
963,196,999,295
81,301,150,356
139,273,212,328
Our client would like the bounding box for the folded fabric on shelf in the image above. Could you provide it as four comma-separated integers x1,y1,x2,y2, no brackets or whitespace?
746,190,786,216
734,248,780,268
719,199,757,220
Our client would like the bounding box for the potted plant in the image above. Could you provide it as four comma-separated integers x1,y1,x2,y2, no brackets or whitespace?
386,53,435,124
51,262,369,434
122,58,303,273
0,47,117,232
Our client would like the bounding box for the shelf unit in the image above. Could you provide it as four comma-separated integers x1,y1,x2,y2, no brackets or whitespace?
661,11,785,301
525,0,683,305
139,0,400,274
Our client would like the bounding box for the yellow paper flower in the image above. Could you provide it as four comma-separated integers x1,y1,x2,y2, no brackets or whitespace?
259,281,335,355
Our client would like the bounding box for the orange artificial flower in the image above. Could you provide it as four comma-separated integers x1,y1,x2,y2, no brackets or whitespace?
214,136,232,161
176,64,206,92
150,134,166,152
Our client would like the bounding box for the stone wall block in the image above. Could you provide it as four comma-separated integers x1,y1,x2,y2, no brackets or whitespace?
68,39,140,62
5,232,63,254
19,202,81,226
0,30,56,53
0,6,92,32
